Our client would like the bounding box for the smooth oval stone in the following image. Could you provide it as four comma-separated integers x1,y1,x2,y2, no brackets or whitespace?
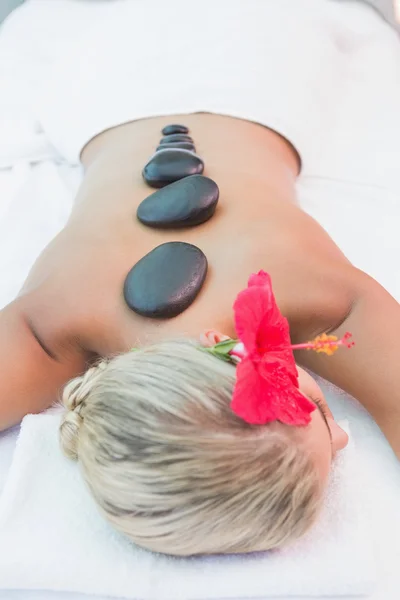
137,175,219,229
162,124,189,136
143,149,204,188
160,134,193,144
123,242,207,318
156,142,196,152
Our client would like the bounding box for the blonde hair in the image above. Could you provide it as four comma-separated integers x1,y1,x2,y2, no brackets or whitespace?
60,339,322,556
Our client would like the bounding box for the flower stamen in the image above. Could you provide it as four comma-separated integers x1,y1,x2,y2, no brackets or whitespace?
290,332,355,356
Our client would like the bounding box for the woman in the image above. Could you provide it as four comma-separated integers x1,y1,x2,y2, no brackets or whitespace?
0,0,399,555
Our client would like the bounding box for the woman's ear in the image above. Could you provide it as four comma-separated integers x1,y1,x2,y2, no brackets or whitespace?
199,329,230,347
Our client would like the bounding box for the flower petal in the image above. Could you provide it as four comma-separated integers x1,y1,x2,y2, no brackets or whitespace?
248,270,271,287
234,271,279,354
234,271,297,379
231,358,315,426
258,342,299,386
231,270,316,427
233,284,272,354
231,358,272,424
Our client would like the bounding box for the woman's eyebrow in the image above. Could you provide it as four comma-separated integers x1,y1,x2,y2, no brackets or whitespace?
309,399,334,459
315,402,332,442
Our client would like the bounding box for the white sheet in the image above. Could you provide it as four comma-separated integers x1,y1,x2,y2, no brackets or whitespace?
0,1,400,599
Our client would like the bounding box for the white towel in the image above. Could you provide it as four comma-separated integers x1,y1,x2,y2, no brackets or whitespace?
0,413,376,599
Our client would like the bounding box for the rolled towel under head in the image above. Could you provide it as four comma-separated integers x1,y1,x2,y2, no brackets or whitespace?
0,413,375,598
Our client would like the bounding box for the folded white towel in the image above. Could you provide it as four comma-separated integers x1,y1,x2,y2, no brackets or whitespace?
355,0,400,31
0,413,375,598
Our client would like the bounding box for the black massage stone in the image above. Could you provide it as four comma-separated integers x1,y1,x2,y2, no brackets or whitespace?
123,242,208,318
156,142,196,152
137,175,219,229
143,149,204,188
162,124,189,135
160,134,194,144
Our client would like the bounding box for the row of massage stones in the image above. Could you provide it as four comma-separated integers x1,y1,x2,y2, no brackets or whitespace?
124,124,218,319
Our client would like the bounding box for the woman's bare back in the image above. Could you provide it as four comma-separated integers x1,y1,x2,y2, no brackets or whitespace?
19,114,351,357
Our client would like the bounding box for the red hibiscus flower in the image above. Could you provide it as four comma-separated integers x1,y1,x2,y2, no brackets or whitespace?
231,271,316,426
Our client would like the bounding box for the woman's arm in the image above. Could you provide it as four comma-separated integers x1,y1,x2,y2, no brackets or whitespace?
0,301,87,431
299,269,400,458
